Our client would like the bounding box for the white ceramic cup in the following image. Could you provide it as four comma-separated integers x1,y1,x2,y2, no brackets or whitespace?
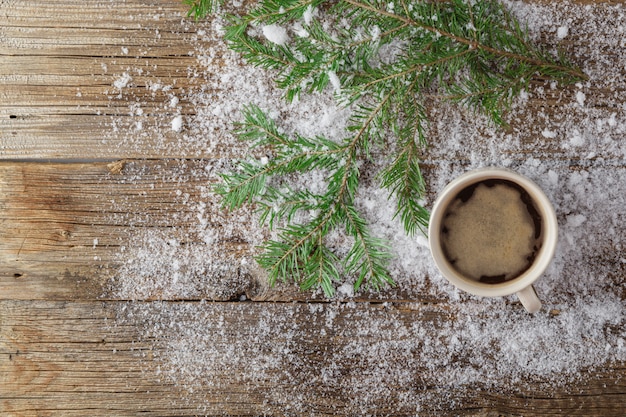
428,167,558,313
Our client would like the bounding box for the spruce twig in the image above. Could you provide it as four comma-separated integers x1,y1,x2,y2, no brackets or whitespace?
216,103,394,295
184,0,225,19
195,0,586,296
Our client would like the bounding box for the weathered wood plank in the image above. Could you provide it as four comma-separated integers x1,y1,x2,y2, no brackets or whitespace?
1,0,625,416
1,300,624,416
0,159,268,301
2,0,626,160
0,0,234,159
2,159,626,303
0,300,217,416
0,159,451,303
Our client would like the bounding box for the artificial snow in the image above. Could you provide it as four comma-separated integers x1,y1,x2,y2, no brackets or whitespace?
171,115,183,132
328,70,341,92
103,0,626,413
113,72,132,89
262,24,289,45
303,5,314,25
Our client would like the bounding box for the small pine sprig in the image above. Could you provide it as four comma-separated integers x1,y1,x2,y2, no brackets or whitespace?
204,0,586,295
183,0,224,19
215,105,394,296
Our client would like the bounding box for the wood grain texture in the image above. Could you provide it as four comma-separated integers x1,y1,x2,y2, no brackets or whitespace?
3,159,625,303
0,0,229,159
1,0,624,160
1,0,625,415
1,300,625,417
0,159,451,303
0,159,266,301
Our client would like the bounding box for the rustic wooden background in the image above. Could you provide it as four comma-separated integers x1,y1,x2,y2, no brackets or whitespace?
1,0,625,415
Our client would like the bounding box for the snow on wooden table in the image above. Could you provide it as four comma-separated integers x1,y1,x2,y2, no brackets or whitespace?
1,0,625,415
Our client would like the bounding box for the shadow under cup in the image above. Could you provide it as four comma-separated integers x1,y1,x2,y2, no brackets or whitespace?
428,168,558,312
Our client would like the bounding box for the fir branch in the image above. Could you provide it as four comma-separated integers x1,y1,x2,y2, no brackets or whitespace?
215,105,344,211
183,0,224,19
200,0,587,296
217,101,395,296
256,187,321,230
340,200,393,291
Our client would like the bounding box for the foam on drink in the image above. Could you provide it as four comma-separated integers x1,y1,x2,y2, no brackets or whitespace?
440,179,542,284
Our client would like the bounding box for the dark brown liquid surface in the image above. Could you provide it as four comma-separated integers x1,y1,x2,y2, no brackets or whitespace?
440,179,542,284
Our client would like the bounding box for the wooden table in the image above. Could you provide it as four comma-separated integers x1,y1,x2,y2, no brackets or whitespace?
1,0,625,415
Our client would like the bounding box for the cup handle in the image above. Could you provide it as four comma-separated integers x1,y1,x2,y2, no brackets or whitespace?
517,285,541,314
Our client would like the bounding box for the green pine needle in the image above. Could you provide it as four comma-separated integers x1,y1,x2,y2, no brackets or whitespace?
215,104,394,296
196,0,586,296
183,0,224,19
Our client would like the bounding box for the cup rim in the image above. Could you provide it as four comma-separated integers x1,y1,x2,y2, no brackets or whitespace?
428,167,558,297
